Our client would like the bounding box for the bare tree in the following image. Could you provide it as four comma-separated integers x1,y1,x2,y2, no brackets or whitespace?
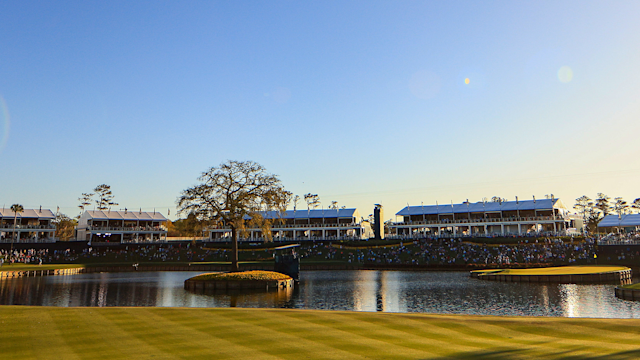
94,184,118,211
177,160,291,271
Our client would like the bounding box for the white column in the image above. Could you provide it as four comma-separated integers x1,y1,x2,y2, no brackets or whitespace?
484,225,488,235
322,229,326,240
518,223,522,235
337,228,340,239
501,224,504,235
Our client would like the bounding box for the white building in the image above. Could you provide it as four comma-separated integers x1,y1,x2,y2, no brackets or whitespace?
77,210,168,244
390,198,570,237
0,207,56,243
206,208,367,242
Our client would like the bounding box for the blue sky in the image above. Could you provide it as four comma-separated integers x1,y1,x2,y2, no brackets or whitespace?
1,1,639,221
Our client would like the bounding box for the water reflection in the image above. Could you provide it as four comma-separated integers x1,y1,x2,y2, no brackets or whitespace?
2,270,640,318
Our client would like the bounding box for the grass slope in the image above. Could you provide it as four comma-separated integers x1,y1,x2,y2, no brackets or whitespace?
1,307,640,359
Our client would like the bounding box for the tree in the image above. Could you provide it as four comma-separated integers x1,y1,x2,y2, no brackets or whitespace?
169,213,206,240
612,197,629,217
10,204,24,257
304,193,320,225
632,198,640,214
330,201,338,210
177,160,291,271
292,195,300,211
595,193,611,217
304,193,320,209
78,192,94,218
53,212,77,241
574,196,592,234
585,205,602,234
94,184,118,211
491,196,506,204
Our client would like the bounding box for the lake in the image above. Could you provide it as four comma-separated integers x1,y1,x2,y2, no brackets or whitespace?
1,270,639,318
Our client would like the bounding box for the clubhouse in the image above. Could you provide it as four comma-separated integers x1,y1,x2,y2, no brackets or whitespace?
0,207,56,243
390,198,572,237
76,210,168,244
206,208,368,241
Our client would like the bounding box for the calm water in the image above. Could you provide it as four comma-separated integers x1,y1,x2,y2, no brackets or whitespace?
1,270,639,318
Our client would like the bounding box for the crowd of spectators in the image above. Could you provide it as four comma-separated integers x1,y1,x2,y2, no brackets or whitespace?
0,237,606,268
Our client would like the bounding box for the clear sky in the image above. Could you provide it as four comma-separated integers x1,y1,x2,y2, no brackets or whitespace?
1,1,639,221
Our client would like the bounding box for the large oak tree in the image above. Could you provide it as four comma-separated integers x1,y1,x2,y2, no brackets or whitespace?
177,160,291,271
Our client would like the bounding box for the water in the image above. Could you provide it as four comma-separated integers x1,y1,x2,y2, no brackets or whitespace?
1,270,639,318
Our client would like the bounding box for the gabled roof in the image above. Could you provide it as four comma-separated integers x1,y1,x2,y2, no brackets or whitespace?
82,210,167,221
0,208,55,219
598,214,640,227
396,199,563,216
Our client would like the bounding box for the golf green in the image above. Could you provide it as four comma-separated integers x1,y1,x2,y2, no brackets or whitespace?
1,307,639,359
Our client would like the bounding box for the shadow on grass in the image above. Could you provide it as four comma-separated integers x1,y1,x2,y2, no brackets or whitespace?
426,348,640,359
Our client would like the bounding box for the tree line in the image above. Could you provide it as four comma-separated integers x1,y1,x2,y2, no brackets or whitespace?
574,193,640,232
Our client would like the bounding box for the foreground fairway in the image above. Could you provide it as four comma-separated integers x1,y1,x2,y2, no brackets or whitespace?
1,307,640,359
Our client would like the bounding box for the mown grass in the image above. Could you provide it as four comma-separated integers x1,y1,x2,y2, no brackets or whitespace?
189,270,291,281
471,265,630,276
1,306,640,359
0,263,85,272
621,283,640,290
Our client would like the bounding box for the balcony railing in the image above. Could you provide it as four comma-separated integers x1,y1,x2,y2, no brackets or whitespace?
392,216,565,226
86,226,167,232
0,224,56,230
207,235,364,242
206,222,361,231
0,237,57,243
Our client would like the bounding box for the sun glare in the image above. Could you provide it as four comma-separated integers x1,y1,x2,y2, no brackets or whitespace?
558,66,573,83
464,78,470,85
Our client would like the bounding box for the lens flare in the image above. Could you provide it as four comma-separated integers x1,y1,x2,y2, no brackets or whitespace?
464,78,470,85
558,66,573,83
0,96,9,155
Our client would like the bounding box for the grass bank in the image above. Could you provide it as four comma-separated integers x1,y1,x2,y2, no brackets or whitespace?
1,307,639,359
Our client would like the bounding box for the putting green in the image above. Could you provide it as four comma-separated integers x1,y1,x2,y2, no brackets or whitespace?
471,265,630,276
1,307,640,359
